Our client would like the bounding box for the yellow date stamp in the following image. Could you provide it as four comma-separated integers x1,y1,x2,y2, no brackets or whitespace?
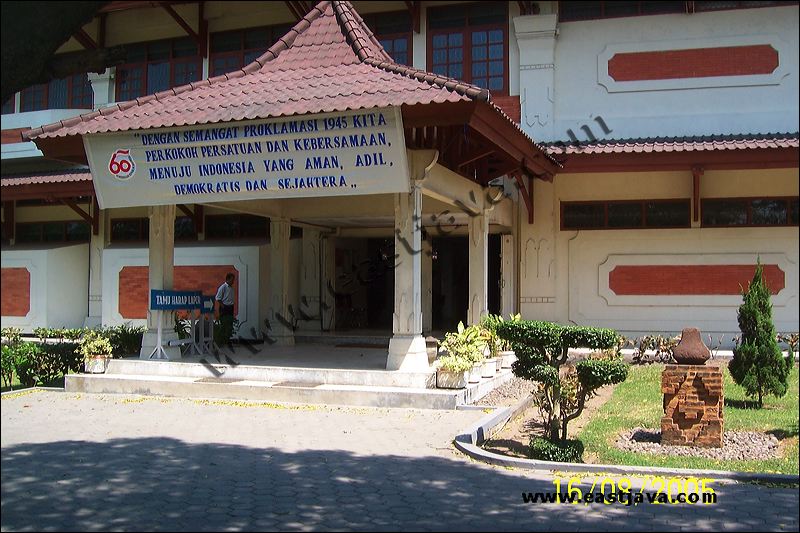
548,475,718,506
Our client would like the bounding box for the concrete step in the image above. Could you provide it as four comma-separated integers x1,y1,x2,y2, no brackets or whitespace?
65,369,514,409
293,334,390,347
106,359,436,389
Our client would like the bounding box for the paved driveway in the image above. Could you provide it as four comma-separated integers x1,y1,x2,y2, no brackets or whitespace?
1,390,798,531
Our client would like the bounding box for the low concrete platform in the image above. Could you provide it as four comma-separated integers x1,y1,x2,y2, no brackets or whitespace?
66,368,513,409
66,344,514,409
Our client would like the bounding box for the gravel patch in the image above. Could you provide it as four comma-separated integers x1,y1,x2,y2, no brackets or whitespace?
478,377,536,407
616,427,782,461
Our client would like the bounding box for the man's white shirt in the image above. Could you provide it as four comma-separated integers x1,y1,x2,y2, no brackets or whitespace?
215,282,234,306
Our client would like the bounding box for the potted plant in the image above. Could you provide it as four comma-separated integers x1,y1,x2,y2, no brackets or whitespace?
79,330,114,374
435,353,472,389
481,314,520,373
439,322,488,384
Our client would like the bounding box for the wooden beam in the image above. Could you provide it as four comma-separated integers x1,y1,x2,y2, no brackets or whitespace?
198,1,207,58
469,103,559,178
692,166,703,223
61,197,93,225
177,203,193,218
194,204,204,233
285,1,304,21
404,1,421,33
1,182,95,201
98,13,107,48
73,29,98,50
92,196,99,235
2,201,14,242
559,147,800,173
457,147,495,169
512,171,534,224
160,2,200,46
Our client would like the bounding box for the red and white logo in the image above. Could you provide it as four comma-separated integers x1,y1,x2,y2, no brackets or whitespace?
108,149,136,180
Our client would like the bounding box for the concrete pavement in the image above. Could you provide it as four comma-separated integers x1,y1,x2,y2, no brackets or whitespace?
1,390,798,531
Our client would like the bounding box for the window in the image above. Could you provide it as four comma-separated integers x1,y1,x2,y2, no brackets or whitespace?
560,1,684,21
15,221,91,243
694,1,798,13
205,214,268,239
561,199,690,230
110,218,149,242
2,96,14,114
116,37,201,101
363,11,413,66
209,24,292,77
701,197,799,227
428,3,508,94
19,74,93,112
110,216,196,242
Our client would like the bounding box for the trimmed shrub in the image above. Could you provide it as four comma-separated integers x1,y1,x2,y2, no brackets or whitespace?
100,324,146,357
730,261,793,407
497,320,627,441
1,345,15,388
11,342,42,387
529,437,584,463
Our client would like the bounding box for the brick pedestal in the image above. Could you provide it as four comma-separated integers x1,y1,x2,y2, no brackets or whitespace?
661,365,723,448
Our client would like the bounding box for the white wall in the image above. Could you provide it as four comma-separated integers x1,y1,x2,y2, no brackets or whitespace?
1,244,89,331
101,244,266,338
515,5,800,142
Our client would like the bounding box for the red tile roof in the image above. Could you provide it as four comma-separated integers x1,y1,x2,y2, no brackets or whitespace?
26,1,497,140
1,169,92,186
545,133,799,155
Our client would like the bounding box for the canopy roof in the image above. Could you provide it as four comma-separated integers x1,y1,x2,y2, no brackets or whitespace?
25,0,558,181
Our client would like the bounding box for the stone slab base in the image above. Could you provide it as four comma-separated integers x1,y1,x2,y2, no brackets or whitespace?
661,364,723,448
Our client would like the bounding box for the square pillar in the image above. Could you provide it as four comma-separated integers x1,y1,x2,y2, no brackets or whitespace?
269,218,295,345
140,204,180,359
422,237,433,334
387,186,428,371
298,228,322,331
500,234,516,316
85,207,105,328
467,211,489,325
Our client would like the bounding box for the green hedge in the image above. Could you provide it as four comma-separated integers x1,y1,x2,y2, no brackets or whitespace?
529,437,584,463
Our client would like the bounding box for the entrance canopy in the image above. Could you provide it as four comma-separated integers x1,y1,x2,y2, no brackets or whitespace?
25,0,558,218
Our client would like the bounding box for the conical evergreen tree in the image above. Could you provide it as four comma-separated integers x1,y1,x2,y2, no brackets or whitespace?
729,260,793,407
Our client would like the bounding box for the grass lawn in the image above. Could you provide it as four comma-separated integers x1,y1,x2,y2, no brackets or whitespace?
579,363,799,475
1,374,67,393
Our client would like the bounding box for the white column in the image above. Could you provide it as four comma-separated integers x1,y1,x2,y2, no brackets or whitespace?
298,228,321,331
139,204,180,359
514,14,558,141
501,234,516,317
320,236,336,331
422,237,433,334
467,211,489,325
88,68,115,108
85,207,105,328
387,185,428,371
268,218,294,345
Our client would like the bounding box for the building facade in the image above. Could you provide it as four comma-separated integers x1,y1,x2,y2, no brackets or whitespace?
2,1,798,355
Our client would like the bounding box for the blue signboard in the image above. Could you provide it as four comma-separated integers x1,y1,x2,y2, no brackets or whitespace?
202,296,215,313
150,290,203,310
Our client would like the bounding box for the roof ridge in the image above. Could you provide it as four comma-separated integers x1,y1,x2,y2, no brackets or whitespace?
333,0,490,102
331,0,392,63
543,132,800,146
246,1,330,73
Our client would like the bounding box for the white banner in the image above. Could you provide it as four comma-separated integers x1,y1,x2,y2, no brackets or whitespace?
84,107,410,209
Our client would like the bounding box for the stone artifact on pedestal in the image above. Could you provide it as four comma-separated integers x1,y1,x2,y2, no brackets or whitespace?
661,327,723,448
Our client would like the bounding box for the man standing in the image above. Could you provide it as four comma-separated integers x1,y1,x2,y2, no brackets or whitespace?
215,272,236,345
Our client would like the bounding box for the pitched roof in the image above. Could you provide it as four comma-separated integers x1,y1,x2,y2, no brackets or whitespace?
26,0,494,140
545,132,800,156
1,169,92,186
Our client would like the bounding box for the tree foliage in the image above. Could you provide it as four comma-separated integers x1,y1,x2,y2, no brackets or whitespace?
729,261,793,407
497,320,628,442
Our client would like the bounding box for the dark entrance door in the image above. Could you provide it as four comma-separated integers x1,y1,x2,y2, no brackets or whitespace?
431,234,501,332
